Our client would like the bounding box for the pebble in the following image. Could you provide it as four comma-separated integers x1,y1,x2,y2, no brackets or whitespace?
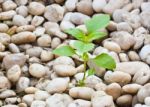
0,33,10,45
104,71,131,86
46,78,69,94
40,50,53,62
31,100,46,107
92,91,115,107
128,51,140,61
68,99,91,107
145,97,150,106
16,6,28,17
31,16,44,27
51,37,61,49
2,1,17,11
13,15,28,26
122,84,142,94
44,4,64,22
16,25,35,33
116,94,133,106
29,63,46,78
77,0,93,16
7,65,21,83
8,43,20,53
22,94,34,106
16,77,30,92
0,24,9,33
15,0,28,5
26,47,42,58
54,64,77,77
139,45,150,64
2,53,26,70
0,10,16,20
37,34,51,47
65,0,78,11
11,32,36,44
34,90,50,101
69,87,95,100
0,76,11,89
0,90,16,99
105,83,122,100
46,93,73,107
0,43,5,52
117,22,133,33
92,0,106,12
28,2,45,15
137,83,150,103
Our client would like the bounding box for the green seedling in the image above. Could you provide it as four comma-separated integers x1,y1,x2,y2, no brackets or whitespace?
53,14,116,86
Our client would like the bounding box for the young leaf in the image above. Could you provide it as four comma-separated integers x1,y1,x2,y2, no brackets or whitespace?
87,69,95,76
87,31,107,42
70,40,94,53
92,53,116,70
65,28,85,41
52,46,75,56
85,14,110,33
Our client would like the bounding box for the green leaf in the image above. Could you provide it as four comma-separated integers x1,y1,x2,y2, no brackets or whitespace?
82,53,89,61
93,53,116,70
65,28,85,41
85,14,110,33
70,40,94,53
87,31,107,42
52,46,75,56
87,69,95,76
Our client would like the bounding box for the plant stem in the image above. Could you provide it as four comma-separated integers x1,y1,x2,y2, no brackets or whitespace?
82,60,87,82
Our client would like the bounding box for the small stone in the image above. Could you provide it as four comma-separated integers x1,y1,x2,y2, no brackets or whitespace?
28,2,45,15
16,77,30,92
2,53,26,70
116,95,132,106
0,90,16,99
40,50,53,62
0,43,5,52
68,99,91,107
31,16,44,27
25,87,38,94
119,53,129,62
65,0,78,11
2,0,17,11
70,12,90,25
16,6,28,17
37,34,51,47
104,71,131,86
7,65,21,83
141,2,150,12
122,84,142,94
117,22,133,33
29,63,46,78
103,39,121,53
92,91,115,107
0,23,9,33
105,83,121,100
46,78,69,94
22,94,34,106
26,47,42,58
11,32,36,44
51,37,61,49
0,33,10,45
54,64,77,77
139,45,150,64
44,4,64,22
0,10,16,20
13,15,28,26
15,0,28,5
46,93,73,107
54,56,75,66
77,0,93,16
34,90,50,101
92,0,106,12
0,76,11,89
69,87,94,100
8,43,20,53
60,21,75,32
33,27,45,37
128,51,140,61
5,97,18,104
103,0,129,14
31,100,46,107
16,25,35,33
145,97,150,106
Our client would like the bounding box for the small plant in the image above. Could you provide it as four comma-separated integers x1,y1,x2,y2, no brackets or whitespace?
53,14,116,86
